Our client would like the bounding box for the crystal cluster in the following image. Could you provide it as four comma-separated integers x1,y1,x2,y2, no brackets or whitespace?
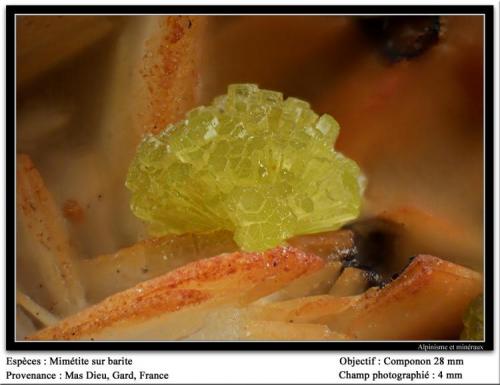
461,295,483,340
126,84,364,251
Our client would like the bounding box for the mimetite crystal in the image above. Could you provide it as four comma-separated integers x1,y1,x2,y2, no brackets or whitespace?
126,84,365,251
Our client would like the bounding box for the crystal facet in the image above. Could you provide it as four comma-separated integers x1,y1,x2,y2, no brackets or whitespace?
126,84,364,251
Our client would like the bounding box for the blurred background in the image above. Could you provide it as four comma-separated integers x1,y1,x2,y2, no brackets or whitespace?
16,15,484,273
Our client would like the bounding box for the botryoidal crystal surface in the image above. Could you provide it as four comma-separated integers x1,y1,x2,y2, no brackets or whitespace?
126,84,365,251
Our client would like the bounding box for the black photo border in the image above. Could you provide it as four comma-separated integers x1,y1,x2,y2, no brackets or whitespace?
5,4,495,351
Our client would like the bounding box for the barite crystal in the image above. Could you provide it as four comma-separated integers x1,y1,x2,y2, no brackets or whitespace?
126,84,365,251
